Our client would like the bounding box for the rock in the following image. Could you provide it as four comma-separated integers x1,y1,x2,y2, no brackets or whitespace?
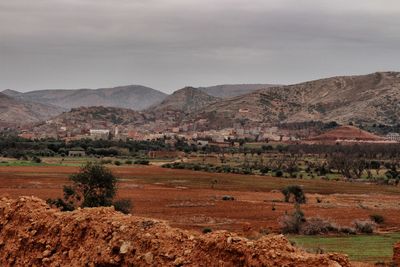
173,257,185,266
119,241,131,254
144,252,153,264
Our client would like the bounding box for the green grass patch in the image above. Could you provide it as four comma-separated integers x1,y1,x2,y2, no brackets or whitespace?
0,161,49,167
289,233,400,262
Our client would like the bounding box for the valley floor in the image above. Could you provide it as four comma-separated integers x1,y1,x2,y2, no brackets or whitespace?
0,164,399,263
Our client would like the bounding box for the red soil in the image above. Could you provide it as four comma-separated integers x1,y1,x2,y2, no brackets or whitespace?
307,125,384,143
0,196,350,266
0,166,400,234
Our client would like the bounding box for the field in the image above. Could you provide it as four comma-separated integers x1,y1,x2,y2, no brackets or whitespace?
0,159,400,263
290,233,400,262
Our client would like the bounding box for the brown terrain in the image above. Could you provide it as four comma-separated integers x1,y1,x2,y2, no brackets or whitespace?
4,72,400,129
0,92,64,125
189,72,400,128
393,243,400,265
0,196,350,266
2,85,167,111
1,165,400,234
305,125,385,144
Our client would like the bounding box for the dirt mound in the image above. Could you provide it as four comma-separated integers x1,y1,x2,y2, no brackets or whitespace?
393,242,400,266
0,197,350,266
307,125,384,143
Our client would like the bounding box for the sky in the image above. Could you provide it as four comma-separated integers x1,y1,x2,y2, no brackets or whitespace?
1,0,400,93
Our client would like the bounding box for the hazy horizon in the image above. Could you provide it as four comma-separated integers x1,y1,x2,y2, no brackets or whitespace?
1,0,400,93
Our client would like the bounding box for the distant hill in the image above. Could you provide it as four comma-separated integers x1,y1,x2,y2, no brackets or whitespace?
199,84,278,98
2,85,167,111
0,93,65,125
150,87,219,114
190,72,400,128
49,106,146,127
307,125,384,143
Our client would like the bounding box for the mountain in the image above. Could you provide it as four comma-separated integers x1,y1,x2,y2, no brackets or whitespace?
199,84,278,98
190,72,400,128
150,87,220,114
0,93,65,125
2,85,167,111
1,89,22,97
48,106,146,127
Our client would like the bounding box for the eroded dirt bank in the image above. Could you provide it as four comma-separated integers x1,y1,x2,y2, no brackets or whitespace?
0,196,349,266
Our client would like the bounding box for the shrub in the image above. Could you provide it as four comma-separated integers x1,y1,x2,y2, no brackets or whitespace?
31,156,42,163
113,199,133,214
52,162,118,209
114,160,121,166
354,219,376,234
339,226,356,235
134,159,150,165
369,214,385,224
301,217,338,235
275,170,283,177
46,198,74,211
260,166,270,174
125,160,133,165
280,206,305,234
100,159,112,164
281,185,306,204
222,195,235,201
202,227,212,234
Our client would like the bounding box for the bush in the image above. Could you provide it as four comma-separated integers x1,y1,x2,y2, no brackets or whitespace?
301,217,338,235
100,159,112,164
280,206,305,234
222,195,235,201
354,219,376,234
202,227,212,234
134,159,150,165
114,160,121,166
113,199,133,214
57,162,118,209
339,226,356,235
281,185,306,204
275,170,283,177
125,160,133,165
31,156,42,163
369,214,385,224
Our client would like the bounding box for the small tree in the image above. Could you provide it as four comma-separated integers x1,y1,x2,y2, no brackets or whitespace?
281,185,306,204
65,161,118,208
280,205,305,234
48,162,119,210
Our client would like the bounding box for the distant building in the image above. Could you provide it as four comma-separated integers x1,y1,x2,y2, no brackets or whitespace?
68,150,86,157
386,133,400,142
89,129,110,140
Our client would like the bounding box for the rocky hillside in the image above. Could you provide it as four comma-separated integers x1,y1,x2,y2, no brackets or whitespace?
0,197,350,266
0,92,64,125
199,84,278,98
2,85,167,111
191,72,400,128
49,106,148,127
151,87,219,114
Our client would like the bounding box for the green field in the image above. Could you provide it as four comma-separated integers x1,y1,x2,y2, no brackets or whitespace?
289,233,400,262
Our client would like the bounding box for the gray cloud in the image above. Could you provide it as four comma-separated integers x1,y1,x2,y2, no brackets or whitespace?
1,0,400,93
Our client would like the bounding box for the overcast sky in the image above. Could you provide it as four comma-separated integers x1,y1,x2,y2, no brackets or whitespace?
1,0,400,93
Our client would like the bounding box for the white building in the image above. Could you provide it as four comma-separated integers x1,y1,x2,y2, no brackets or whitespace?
386,132,400,142
89,129,110,140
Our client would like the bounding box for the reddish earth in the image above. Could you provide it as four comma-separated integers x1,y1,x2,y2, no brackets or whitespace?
393,242,400,265
0,196,350,266
306,125,386,143
0,165,400,234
